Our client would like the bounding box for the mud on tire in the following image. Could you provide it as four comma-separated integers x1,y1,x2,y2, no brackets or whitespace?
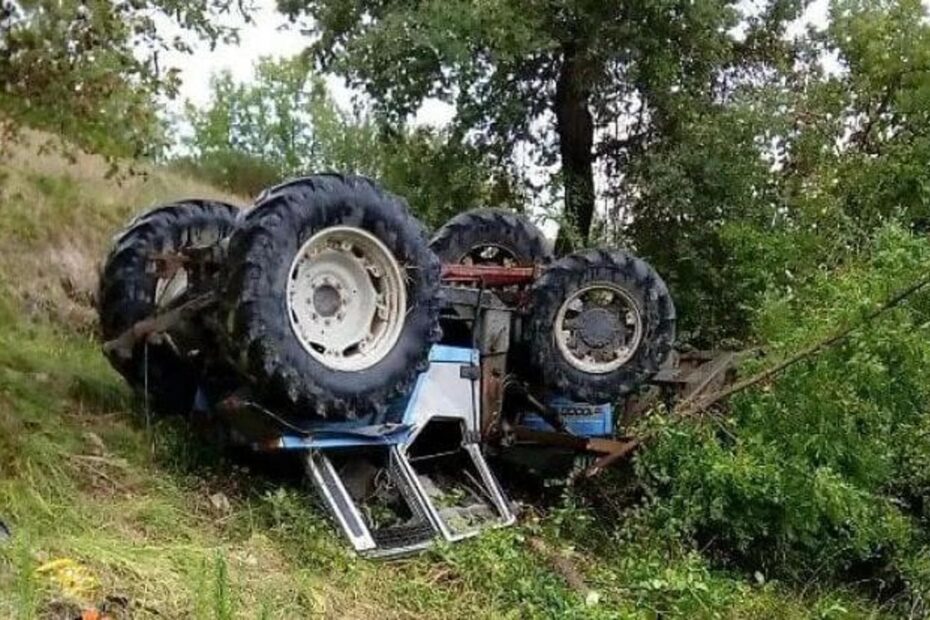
221,174,441,421
430,208,553,266
524,250,675,402
98,200,240,414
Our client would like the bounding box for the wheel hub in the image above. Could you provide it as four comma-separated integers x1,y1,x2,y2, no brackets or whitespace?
286,226,406,372
576,307,622,349
312,282,342,317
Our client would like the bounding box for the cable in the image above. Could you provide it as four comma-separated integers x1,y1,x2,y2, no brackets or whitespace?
143,340,151,435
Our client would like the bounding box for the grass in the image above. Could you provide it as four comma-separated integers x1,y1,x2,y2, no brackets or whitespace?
0,132,894,618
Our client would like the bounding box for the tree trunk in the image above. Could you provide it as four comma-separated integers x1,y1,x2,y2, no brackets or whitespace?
554,46,596,253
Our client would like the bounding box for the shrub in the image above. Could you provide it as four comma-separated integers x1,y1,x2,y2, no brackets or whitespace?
635,224,930,604
169,153,280,198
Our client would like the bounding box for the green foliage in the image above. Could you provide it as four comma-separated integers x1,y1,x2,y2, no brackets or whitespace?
169,151,281,198
610,0,930,346
278,0,803,244
0,0,241,159
637,224,930,610
179,56,520,224
620,94,790,343
183,57,329,179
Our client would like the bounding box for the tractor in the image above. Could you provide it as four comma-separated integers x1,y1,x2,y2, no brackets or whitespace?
98,174,700,558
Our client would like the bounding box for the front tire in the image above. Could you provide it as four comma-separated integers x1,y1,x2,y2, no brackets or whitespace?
524,250,675,402
430,208,553,266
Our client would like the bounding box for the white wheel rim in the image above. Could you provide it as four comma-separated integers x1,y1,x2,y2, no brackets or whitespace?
554,283,644,374
286,226,407,371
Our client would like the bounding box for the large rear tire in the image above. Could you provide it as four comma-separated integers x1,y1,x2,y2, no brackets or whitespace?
430,208,553,266
524,250,675,402
98,200,240,414
220,174,441,421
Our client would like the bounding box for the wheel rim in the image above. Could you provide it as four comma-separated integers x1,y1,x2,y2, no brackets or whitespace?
554,283,644,374
286,226,407,371
154,269,188,309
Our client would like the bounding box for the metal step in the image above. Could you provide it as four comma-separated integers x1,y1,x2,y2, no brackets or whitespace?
305,447,440,559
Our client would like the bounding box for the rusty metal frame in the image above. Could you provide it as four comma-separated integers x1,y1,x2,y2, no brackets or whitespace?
441,264,539,287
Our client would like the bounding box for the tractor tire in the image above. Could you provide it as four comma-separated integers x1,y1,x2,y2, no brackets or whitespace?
430,208,553,266
98,200,240,414
524,250,675,402
220,174,441,421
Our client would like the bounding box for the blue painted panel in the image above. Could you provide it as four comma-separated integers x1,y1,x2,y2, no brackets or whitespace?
247,344,478,450
277,424,412,450
521,398,614,437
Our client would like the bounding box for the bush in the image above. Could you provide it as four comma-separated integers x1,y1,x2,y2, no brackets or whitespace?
635,224,930,605
169,153,280,198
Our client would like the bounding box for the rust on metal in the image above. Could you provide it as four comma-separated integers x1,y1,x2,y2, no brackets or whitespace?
101,293,216,360
441,264,538,287
150,250,189,279
480,357,507,438
512,426,634,455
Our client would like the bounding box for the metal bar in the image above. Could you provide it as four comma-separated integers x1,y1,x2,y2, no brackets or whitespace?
102,293,216,361
512,426,634,455
304,450,377,552
584,439,641,477
441,264,538,287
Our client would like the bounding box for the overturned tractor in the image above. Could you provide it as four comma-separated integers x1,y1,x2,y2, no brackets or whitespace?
99,174,681,557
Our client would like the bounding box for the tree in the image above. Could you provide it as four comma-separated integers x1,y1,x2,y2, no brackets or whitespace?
620,0,930,345
0,0,243,159
183,56,329,181
180,55,520,223
277,0,805,248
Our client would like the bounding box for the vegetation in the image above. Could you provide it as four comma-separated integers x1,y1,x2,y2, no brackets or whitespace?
177,55,520,225
639,225,930,612
277,0,804,249
4,0,930,616
0,0,241,159
0,135,885,619
625,0,930,343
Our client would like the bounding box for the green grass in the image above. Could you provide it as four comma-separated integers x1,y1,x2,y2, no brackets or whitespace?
0,134,896,618
0,263,887,620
